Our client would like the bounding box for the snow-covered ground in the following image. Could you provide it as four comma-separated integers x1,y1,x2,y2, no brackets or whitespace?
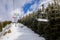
0,23,45,40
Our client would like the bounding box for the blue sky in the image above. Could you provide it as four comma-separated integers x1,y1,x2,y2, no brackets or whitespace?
0,0,52,22
23,0,40,13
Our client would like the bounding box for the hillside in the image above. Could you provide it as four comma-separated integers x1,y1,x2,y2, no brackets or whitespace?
0,23,45,40
18,0,60,40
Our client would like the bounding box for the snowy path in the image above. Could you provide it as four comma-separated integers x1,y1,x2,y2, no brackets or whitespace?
0,23,45,40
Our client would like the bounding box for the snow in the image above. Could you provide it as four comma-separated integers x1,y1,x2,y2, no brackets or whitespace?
0,23,45,40
36,18,49,22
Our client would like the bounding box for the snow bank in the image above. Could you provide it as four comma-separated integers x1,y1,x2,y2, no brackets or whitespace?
0,23,45,40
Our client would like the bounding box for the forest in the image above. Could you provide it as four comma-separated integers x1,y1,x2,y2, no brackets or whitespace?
18,0,60,40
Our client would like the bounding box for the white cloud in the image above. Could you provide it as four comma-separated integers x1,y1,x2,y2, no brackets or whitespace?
0,0,32,21
9,8,24,22
0,16,5,22
0,17,3,22
10,9,23,17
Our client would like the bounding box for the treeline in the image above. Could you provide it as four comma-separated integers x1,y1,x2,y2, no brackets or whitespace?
0,21,11,32
18,1,60,40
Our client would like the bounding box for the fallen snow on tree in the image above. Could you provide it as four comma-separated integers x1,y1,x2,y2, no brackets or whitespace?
0,23,45,40
37,18,49,22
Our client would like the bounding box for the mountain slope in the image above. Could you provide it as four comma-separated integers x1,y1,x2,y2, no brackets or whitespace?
0,23,45,40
